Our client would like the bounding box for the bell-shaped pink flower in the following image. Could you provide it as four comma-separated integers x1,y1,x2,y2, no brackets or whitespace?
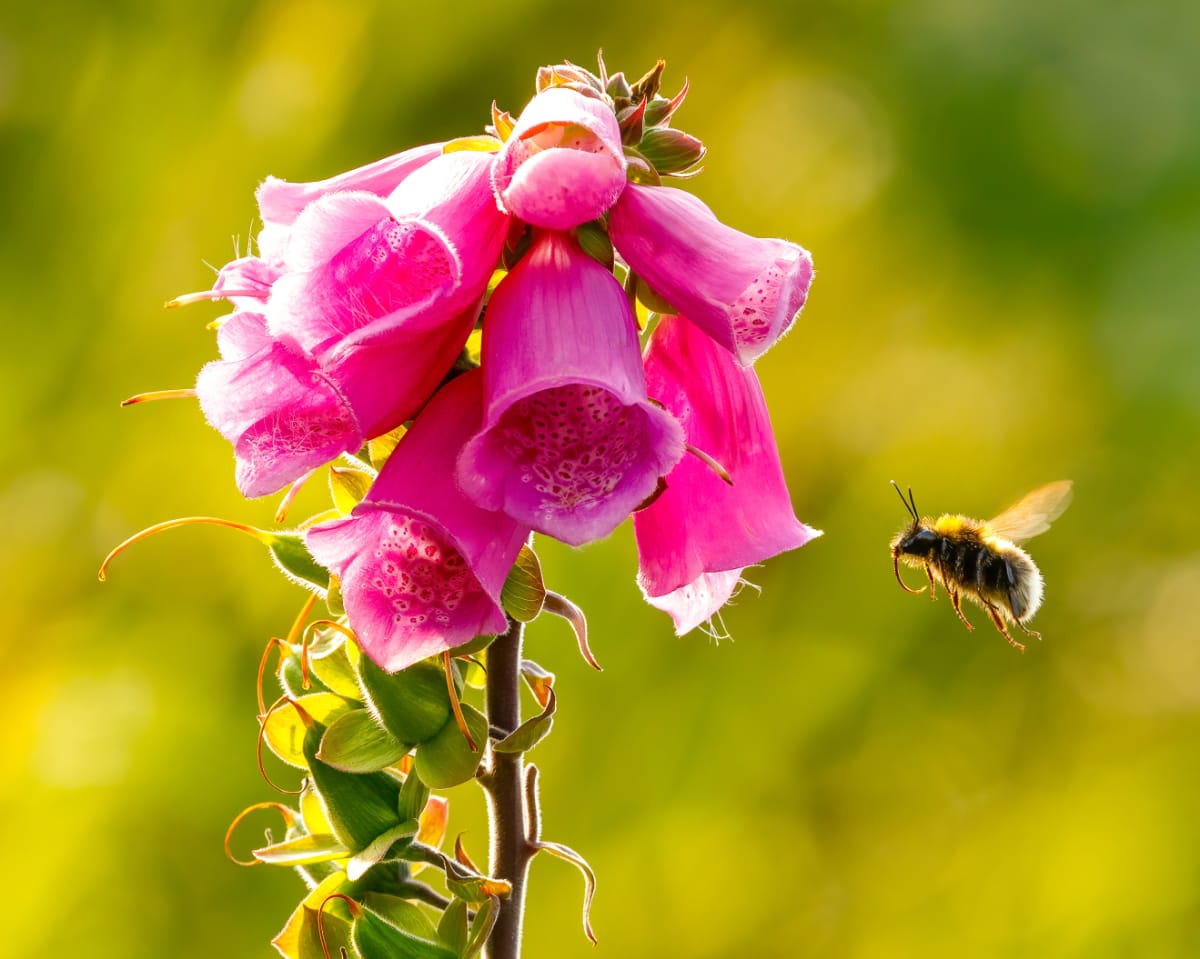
267,149,508,359
457,231,684,547
634,313,820,634
255,141,443,262
196,312,361,498
197,297,483,499
492,87,627,230
306,371,531,672
609,182,814,366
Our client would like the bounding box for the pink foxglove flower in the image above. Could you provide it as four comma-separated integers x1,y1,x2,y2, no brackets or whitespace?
255,141,443,263
458,231,684,547
306,371,530,672
196,312,360,498
609,182,814,366
268,149,508,359
194,149,507,498
196,298,485,499
492,87,627,230
634,313,820,634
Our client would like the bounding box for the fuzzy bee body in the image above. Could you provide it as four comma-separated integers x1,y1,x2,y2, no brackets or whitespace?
889,482,1071,651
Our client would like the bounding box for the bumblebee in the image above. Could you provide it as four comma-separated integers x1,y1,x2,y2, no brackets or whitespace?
889,480,1073,651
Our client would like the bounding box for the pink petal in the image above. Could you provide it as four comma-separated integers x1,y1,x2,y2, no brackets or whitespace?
267,152,507,359
196,335,361,498
458,231,684,546
634,313,820,631
644,569,744,637
610,183,814,366
214,311,273,361
256,142,444,229
492,87,626,229
306,371,530,672
266,192,459,357
322,297,483,438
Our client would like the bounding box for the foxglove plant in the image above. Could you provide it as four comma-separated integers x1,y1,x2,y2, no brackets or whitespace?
103,56,819,959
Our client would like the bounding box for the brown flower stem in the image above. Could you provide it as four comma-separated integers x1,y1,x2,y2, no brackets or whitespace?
481,617,532,959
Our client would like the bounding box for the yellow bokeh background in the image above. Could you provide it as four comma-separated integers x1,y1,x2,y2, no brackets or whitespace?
3,1,1199,956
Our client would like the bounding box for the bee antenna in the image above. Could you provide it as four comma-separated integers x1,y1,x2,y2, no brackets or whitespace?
890,480,919,522
907,486,920,521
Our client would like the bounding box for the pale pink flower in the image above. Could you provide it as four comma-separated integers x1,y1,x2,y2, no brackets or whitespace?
634,313,820,634
609,182,814,366
492,87,627,230
306,371,530,672
196,312,359,498
457,231,684,547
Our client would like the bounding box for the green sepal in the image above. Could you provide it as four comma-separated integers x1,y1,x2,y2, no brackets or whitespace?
368,426,407,470
318,709,409,773
461,656,488,689
449,634,494,659
436,899,468,956
464,896,500,959
302,717,405,851
278,651,332,700
618,96,647,146
263,692,351,768
638,127,706,175
252,832,350,867
573,221,614,271
443,858,512,905
326,577,345,617
330,465,375,515
359,656,456,745
413,705,487,789
634,275,676,315
606,70,632,100
347,820,419,881
272,872,354,959
500,544,546,623
397,769,431,823
309,637,363,701
622,148,662,186
493,688,556,755
352,898,457,959
266,532,329,593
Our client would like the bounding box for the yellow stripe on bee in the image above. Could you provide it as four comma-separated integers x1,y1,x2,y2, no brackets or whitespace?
933,515,968,535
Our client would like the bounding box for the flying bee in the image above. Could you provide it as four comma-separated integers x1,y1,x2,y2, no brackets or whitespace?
889,480,1073,651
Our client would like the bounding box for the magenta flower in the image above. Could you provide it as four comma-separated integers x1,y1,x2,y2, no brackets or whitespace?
193,149,507,498
267,149,508,359
609,182,814,366
457,231,684,547
255,141,443,263
196,312,360,498
634,313,820,634
196,297,484,499
492,87,627,230
306,371,531,672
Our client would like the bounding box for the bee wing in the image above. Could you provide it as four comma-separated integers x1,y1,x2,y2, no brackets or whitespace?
986,480,1073,543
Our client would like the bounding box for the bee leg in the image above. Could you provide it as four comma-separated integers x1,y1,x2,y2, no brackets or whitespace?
948,587,974,632
984,601,1025,653
1014,618,1042,641
923,561,938,600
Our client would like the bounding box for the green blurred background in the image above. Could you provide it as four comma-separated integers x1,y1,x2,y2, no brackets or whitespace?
4,1,1199,956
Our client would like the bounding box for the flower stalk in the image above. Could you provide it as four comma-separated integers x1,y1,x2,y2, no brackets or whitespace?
480,618,533,959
